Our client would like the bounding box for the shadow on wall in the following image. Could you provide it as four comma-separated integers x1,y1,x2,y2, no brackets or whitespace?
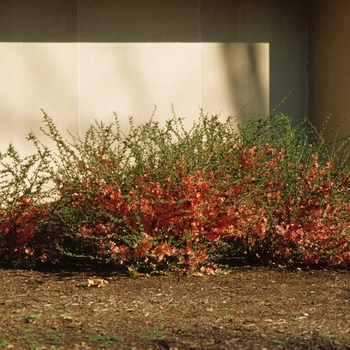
220,43,269,117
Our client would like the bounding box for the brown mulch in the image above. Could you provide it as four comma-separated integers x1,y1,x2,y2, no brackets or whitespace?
1,265,350,349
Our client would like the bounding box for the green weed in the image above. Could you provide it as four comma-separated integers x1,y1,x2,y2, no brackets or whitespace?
318,333,329,340
0,340,9,348
20,314,43,320
85,333,123,348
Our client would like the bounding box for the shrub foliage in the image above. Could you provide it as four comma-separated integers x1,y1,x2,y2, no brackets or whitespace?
1,109,350,273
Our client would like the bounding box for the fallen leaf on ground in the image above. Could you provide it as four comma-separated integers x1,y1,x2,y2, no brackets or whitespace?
87,278,108,287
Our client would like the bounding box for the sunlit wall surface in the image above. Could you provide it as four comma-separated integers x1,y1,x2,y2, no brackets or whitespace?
0,0,307,154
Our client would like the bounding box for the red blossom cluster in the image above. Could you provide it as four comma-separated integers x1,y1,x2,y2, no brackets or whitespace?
273,154,350,267
1,141,350,272
0,196,56,264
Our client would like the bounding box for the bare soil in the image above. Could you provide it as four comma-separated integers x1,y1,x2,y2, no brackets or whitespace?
1,265,350,349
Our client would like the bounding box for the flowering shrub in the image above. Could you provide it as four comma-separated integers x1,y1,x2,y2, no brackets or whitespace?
0,196,58,265
0,110,350,272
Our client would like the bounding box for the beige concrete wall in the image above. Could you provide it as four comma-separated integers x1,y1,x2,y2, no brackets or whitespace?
0,0,307,155
308,0,350,138
201,0,308,124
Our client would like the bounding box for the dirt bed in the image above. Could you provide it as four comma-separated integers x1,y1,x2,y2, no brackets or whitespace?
0,266,350,349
